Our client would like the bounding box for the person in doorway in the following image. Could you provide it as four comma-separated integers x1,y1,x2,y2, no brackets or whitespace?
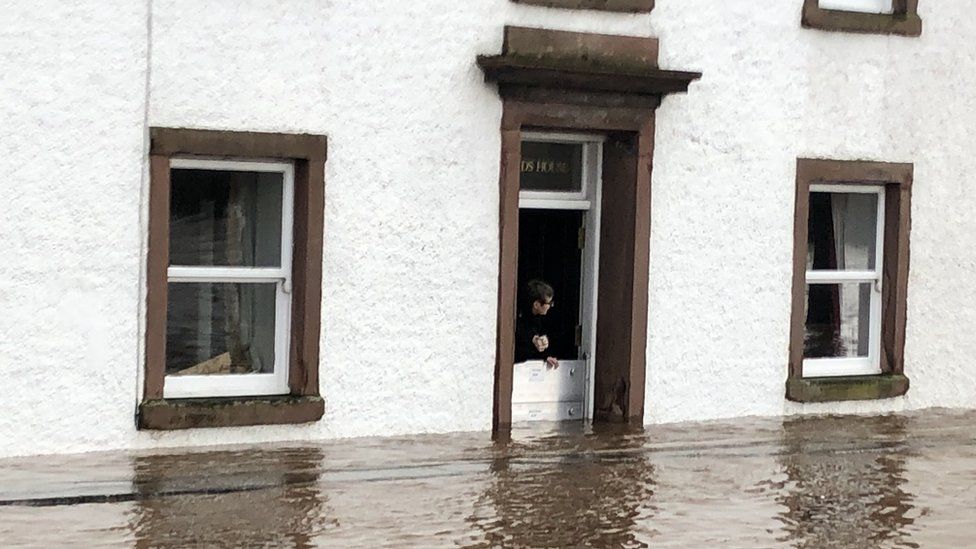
514,279,560,369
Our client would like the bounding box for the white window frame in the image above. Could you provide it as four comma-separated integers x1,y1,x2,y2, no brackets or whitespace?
164,158,294,398
818,0,893,14
803,183,885,378
519,132,600,208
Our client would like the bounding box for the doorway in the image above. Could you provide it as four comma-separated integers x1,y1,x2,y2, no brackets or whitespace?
511,133,602,423
491,102,656,432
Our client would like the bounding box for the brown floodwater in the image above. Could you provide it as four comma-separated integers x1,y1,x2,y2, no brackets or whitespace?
1,409,975,547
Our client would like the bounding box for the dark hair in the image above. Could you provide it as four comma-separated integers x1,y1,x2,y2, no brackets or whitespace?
525,279,554,305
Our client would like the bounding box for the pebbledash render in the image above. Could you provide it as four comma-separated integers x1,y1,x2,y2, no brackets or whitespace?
1,0,970,459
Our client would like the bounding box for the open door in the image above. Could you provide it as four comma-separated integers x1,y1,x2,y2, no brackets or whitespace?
511,133,602,423
481,23,700,433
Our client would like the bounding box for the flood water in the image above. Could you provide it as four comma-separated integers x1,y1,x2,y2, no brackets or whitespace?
1,410,975,547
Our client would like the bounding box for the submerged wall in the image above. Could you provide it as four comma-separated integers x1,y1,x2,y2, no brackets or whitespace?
1,0,973,457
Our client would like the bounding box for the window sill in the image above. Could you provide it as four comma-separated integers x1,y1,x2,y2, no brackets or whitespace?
138,396,324,430
787,374,909,403
801,4,922,37
511,0,653,12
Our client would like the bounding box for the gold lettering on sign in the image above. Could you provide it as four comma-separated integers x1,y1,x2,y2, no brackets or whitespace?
520,158,570,175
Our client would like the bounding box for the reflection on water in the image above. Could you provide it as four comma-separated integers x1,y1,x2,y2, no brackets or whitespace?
469,425,657,548
2,410,975,547
773,415,916,548
128,448,332,548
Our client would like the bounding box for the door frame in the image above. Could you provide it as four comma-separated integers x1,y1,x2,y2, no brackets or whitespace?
493,96,658,432
517,131,604,420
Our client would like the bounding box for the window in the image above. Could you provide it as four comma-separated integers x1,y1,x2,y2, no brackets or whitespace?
140,128,327,430
818,0,892,14
788,159,913,402
165,159,294,398
802,0,922,37
803,185,884,377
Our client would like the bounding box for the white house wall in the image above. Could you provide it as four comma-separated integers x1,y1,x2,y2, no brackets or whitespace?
0,1,973,458
0,1,150,458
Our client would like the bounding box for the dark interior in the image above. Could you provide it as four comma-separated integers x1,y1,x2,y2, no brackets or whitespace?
517,208,584,361
805,193,842,357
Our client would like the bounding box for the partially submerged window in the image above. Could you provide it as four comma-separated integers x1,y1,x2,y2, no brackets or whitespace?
519,141,584,194
140,128,326,430
788,159,913,403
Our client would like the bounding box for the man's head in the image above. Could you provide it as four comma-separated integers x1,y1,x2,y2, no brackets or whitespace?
526,279,554,316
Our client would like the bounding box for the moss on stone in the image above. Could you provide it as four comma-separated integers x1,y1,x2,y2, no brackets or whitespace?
787,375,910,403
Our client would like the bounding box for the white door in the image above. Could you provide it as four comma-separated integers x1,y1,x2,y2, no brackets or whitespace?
511,133,602,423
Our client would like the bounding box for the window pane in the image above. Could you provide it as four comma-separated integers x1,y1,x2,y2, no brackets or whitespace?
170,169,283,267
165,282,278,376
807,192,878,271
804,283,873,359
520,141,583,192
819,0,892,14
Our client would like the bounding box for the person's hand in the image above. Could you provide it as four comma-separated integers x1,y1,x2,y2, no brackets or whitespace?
532,335,549,352
546,356,560,369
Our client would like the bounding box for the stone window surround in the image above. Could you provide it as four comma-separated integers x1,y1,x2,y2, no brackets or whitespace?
788,158,913,403
139,127,327,430
511,0,653,13
802,0,922,37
